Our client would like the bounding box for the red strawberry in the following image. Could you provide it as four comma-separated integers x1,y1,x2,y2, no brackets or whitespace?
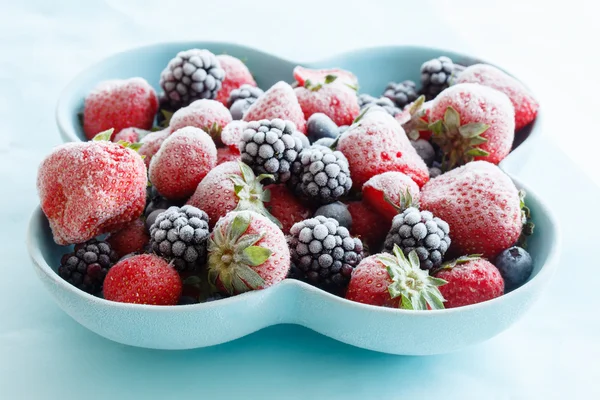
149,127,217,200
395,96,434,141
420,161,522,259
455,64,539,131
265,184,312,234
337,107,429,189
294,80,360,126
433,256,504,308
187,161,280,229
428,83,515,168
243,81,307,133
106,218,150,258
221,120,246,152
112,127,148,143
293,66,358,88
103,254,182,305
83,78,158,140
362,171,420,221
207,210,290,295
138,127,171,168
217,147,241,165
346,200,390,251
215,54,257,106
169,99,233,145
37,135,147,245
346,245,446,309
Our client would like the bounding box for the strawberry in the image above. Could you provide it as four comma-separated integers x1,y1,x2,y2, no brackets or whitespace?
148,127,217,200
345,245,446,309
169,99,233,145
112,127,149,143
243,81,307,133
137,127,171,168
362,171,420,221
215,54,257,106
217,147,241,165
294,79,360,126
395,96,433,141
346,200,390,251
428,83,515,168
221,120,246,152
433,255,504,308
207,210,290,295
420,161,522,259
454,64,539,131
103,254,182,305
83,77,158,140
265,184,312,234
37,132,147,245
187,161,280,229
337,107,429,189
106,218,150,258
293,66,358,89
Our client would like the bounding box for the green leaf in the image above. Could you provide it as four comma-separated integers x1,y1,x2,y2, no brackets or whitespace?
234,264,266,290
231,273,250,293
423,289,446,310
241,246,272,266
400,294,414,310
428,276,448,287
345,83,359,91
407,130,420,141
304,79,312,88
352,107,370,124
92,129,114,142
229,212,251,243
387,282,403,299
443,106,460,129
238,162,256,183
183,275,202,286
234,233,264,252
256,173,274,184
458,123,489,138
324,74,338,84
414,293,428,310
469,136,488,146
407,250,420,269
261,188,271,202
465,148,490,157
409,95,426,114
428,119,445,135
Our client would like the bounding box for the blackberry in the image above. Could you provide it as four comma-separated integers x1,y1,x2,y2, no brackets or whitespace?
57,239,119,294
290,145,352,204
159,49,225,110
288,216,364,294
240,118,303,184
227,84,264,120
384,207,451,270
306,113,339,143
357,94,402,117
314,202,352,229
420,56,465,100
410,139,435,166
149,205,210,271
383,80,418,108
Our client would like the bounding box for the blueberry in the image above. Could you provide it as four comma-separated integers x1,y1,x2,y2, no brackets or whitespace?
292,130,310,149
230,98,253,120
146,209,167,231
313,137,335,148
411,139,435,166
495,246,533,291
306,113,338,143
314,202,352,229
429,167,442,178
178,296,199,305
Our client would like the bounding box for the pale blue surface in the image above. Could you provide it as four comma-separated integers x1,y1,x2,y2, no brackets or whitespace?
2,1,599,399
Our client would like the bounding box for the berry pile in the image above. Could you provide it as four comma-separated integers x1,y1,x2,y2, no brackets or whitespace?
38,48,539,310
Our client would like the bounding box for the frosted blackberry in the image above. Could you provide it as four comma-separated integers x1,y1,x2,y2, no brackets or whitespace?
239,118,303,184
420,56,465,100
290,145,352,204
384,207,451,270
57,239,119,294
159,49,225,110
383,80,418,108
149,205,210,271
288,216,364,294
357,94,402,117
227,84,264,120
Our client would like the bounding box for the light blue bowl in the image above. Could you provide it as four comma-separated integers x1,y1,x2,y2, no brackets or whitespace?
30,43,557,355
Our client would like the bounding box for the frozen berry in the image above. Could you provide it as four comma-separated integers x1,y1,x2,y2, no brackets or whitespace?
306,113,339,143
314,202,352,229
494,246,533,291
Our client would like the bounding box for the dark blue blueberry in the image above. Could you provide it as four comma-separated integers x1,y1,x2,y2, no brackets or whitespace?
313,137,335,148
229,98,254,120
411,139,435,166
314,202,352,229
495,246,533,291
178,296,199,305
306,113,339,143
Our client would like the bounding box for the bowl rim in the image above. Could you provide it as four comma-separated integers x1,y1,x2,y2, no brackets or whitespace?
27,173,561,317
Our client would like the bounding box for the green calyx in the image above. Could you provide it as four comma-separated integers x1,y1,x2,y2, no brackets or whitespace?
207,211,272,295
229,162,283,229
206,122,224,147
93,128,143,153
518,189,535,248
428,106,490,171
151,109,174,131
303,74,338,91
400,95,430,141
431,254,482,275
377,244,447,310
384,188,419,214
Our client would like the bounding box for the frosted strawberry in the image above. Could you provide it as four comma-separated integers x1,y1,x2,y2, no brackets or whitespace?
83,77,158,140
293,66,358,88
265,184,312,234
337,107,429,189
149,127,217,200
221,120,246,152
420,161,522,259
454,64,539,131
207,210,290,295
112,127,148,143
428,83,515,168
362,171,420,221
294,77,360,126
137,127,171,168
187,161,280,229
345,245,446,309
106,218,150,258
217,147,241,165
215,54,257,106
169,99,233,145
433,255,504,308
243,81,307,133
346,200,390,251
37,131,147,245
